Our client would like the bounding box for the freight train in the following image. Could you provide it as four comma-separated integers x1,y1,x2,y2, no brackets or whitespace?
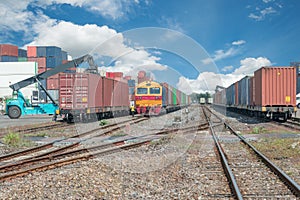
213,66,297,121
135,81,190,115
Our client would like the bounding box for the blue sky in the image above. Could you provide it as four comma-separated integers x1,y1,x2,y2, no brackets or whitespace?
1,0,299,94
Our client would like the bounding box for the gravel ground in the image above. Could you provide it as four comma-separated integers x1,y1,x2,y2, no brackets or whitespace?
0,106,234,199
1,105,298,199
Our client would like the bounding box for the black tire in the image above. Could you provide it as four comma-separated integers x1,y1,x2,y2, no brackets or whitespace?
297,103,300,109
8,106,21,119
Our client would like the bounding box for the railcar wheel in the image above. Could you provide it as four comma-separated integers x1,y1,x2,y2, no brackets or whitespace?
8,106,21,119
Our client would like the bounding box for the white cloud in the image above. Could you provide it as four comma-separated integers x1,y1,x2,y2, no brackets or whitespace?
25,20,167,76
222,65,234,72
262,0,273,3
232,57,271,76
34,0,141,20
202,47,239,64
177,57,272,95
0,0,143,39
249,6,277,21
232,40,246,46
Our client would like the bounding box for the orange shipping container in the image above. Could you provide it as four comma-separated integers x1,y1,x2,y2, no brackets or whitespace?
254,67,296,106
27,46,37,57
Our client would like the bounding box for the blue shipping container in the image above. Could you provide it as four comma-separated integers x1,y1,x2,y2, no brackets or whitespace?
61,51,68,60
36,47,47,57
238,76,251,106
128,80,135,87
18,49,27,57
0,55,18,62
46,46,61,57
129,87,135,95
46,57,62,68
226,83,235,105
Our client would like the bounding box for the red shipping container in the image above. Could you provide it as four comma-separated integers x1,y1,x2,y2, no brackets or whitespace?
254,67,296,106
27,46,37,57
113,72,123,78
59,73,129,110
28,57,46,67
0,44,18,56
176,89,182,105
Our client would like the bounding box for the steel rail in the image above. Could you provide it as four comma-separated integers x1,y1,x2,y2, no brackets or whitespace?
205,106,300,197
202,106,243,200
0,117,147,164
0,122,209,182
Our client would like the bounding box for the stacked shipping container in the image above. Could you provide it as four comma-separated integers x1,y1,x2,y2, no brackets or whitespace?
0,44,18,62
27,46,67,101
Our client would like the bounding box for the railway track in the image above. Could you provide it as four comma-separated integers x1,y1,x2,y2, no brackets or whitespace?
0,117,148,164
275,117,300,131
202,106,300,199
0,120,209,182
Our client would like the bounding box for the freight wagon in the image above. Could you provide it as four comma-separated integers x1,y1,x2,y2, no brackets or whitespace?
135,81,190,115
199,98,205,104
213,66,297,121
59,72,129,122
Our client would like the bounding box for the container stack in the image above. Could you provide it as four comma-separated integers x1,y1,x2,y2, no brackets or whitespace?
27,46,65,102
0,44,18,62
18,49,27,61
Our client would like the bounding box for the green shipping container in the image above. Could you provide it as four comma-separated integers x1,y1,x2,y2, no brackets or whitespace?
172,88,177,105
181,93,186,105
18,57,28,62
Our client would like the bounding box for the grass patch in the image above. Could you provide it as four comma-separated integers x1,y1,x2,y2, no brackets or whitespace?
2,132,34,147
99,120,109,126
253,138,300,159
250,126,267,134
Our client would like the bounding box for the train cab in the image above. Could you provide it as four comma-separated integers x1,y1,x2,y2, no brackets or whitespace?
135,81,163,114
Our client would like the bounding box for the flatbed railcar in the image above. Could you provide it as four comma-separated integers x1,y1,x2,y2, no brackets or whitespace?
213,66,297,121
59,72,129,122
135,81,190,115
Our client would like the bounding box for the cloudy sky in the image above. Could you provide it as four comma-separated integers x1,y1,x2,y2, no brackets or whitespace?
1,0,299,94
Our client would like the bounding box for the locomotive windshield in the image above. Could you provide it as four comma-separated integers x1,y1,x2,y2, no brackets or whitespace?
137,88,148,94
150,87,160,94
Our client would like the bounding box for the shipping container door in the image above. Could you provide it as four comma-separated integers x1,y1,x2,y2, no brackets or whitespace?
103,78,114,107
59,73,74,109
74,74,88,109
88,74,102,108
